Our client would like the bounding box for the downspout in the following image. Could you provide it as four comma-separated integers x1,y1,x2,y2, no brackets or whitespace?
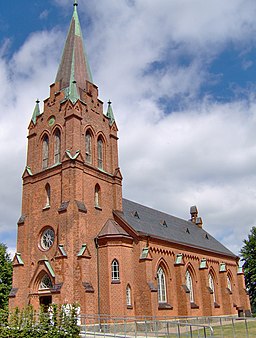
94,237,101,320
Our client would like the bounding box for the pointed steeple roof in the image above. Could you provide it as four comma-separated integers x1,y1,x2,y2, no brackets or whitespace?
31,99,40,125
106,100,115,126
55,1,93,93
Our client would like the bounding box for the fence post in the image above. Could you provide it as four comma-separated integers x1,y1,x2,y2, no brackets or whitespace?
124,316,127,338
220,317,223,338
189,324,193,338
145,317,148,338
177,322,181,338
231,318,236,338
166,321,169,338
245,318,249,338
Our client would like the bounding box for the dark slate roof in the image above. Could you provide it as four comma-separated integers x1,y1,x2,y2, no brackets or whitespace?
116,198,236,258
98,219,132,238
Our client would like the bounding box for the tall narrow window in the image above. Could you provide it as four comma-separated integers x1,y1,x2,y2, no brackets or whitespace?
97,137,103,169
208,273,216,303
45,183,51,207
126,285,132,306
85,131,92,164
185,270,194,303
54,129,61,164
227,275,232,292
94,184,101,208
157,267,167,303
111,259,120,281
42,135,49,169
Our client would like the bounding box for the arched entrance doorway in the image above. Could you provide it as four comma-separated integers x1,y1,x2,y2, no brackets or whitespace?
39,295,52,310
38,273,53,311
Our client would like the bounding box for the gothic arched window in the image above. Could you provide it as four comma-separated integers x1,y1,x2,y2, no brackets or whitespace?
94,184,101,208
111,259,120,281
45,183,51,208
39,274,53,290
42,134,49,169
227,274,232,292
185,270,194,303
85,130,92,164
97,137,103,169
126,284,132,306
157,266,167,303
208,273,216,303
54,129,61,164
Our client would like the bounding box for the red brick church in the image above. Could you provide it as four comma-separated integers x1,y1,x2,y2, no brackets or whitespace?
10,2,250,317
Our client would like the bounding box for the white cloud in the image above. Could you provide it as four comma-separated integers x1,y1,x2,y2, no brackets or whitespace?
0,29,63,250
39,10,49,20
2,0,256,256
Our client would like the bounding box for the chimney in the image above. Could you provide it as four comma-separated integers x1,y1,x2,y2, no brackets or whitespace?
190,205,198,223
196,217,203,228
190,206,203,228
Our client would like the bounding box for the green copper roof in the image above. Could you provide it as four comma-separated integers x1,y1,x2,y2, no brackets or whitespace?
31,99,40,125
45,260,55,278
16,253,24,265
106,100,115,126
55,2,93,93
64,47,80,104
77,244,87,257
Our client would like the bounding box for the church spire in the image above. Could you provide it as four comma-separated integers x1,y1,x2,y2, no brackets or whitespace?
55,1,93,93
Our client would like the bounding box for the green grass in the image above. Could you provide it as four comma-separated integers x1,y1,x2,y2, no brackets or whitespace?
165,319,256,337
210,320,256,337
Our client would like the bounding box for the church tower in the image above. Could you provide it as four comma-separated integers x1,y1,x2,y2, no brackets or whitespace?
10,1,122,312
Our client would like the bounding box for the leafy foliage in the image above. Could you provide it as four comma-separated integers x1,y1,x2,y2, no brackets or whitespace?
0,243,13,310
0,304,80,337
240,226,256,313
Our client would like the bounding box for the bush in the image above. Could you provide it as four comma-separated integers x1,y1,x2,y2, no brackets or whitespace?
0,304,80,338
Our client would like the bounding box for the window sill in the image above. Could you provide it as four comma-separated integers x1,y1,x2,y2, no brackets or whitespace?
95,206,102,211
190,302,199,309
43,205,50,211
127,305,133,309
111,280,120,284
158,303,173,310
214,302,220,308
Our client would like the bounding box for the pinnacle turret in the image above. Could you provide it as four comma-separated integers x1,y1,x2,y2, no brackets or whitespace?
55,2,92,93
31,99,40,125
106,100,115,126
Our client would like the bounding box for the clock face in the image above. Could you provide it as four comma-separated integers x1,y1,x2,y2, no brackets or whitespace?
48,116,55,127
41,228,55,250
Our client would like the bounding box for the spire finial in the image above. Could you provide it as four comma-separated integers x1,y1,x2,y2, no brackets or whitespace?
74,0,78,6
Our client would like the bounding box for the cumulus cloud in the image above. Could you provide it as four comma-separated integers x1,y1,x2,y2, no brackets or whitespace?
0,29,63,253
2,0,256,256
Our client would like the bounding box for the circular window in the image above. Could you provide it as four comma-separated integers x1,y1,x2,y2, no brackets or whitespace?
48,116,55,127
40,228,55,250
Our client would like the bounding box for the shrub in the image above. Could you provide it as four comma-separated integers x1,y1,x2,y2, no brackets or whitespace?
0,304,80,338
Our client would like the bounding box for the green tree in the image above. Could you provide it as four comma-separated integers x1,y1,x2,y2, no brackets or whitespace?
240,226,256,314
0,243,13,310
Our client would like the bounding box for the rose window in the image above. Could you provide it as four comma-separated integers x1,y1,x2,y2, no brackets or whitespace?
41,228,55,250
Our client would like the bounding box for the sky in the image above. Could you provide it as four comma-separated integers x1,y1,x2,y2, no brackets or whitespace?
1,0,256,258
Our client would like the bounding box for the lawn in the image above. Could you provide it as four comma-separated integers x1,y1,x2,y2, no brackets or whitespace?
175,319,256,337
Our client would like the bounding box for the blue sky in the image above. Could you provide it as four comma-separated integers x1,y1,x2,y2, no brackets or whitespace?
1,0,256,258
